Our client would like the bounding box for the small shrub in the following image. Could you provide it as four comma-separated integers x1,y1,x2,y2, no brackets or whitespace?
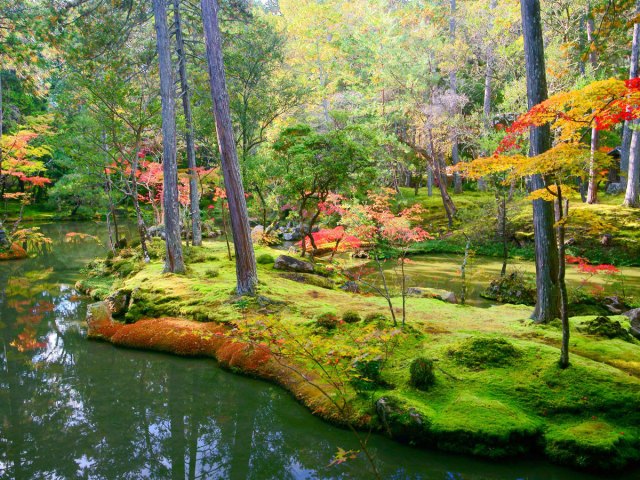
316,312,339,329
342,310,361,323
409,357,436,391
351,358,383,392
205,268,220,278
256,253,275,265
448,336,521,369
364,312,387,323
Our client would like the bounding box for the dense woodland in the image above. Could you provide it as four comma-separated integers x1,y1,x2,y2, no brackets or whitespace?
3,0,640,476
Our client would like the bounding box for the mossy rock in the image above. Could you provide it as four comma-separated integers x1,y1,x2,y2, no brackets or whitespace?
375,396,433,445
577,316,633,341
431,393,542,457
448,336,522,370
481,271,536,306
544,421,640,471
279,272,335,290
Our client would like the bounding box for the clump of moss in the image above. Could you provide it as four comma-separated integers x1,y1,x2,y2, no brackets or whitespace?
256,253,275,265
183,246,217,264
316,312,339,330
342,310,361,323
577,316,632,341
364,312,387,323
409,357,436,391
448,336,521,369
205,268,220,278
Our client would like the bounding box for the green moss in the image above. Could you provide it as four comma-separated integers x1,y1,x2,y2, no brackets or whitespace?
256,253,275,265
279,272,335,289
316,312,339,329
577,316,633,341
448,336,522,369
342,310,361,323
409,357,436,391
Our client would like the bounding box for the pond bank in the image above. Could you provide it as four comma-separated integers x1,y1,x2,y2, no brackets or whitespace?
77,238,640,474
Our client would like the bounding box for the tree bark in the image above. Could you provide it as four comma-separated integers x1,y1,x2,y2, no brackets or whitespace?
449,0,462,194
0,68,4,202
623,125,640,207
621,7,640,181
585,5,599,204
201,0,258,294
521,0,561,323
173,0,202,246
153,0,186,274
555,185,570,368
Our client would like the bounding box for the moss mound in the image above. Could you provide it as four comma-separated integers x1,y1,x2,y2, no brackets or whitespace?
256,253,275,265
342,310,361,323
448,336,522,369
577,316,633,341
409,357,436,391
482,271,536,306
316,312,339,329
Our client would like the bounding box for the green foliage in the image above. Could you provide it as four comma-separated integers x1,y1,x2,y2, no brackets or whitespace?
409,357,436,391
341,310,361,323
350,358,384,392
448,336,522,370
205,268,220,278
316,312,339,330
256,253,275,265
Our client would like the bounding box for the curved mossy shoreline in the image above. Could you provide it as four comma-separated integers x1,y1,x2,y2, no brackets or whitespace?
78,239,640,473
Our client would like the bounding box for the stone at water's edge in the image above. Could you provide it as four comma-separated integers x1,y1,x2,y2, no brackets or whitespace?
104,289,131,317
406,287,458,304
0,242,28,261
86,302,115,339
274,254,314,273
624,308,640,339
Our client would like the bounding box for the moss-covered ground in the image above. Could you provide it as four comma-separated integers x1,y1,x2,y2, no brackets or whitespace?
80,239,640,472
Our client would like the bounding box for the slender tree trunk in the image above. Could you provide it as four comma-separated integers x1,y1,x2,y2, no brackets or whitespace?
621,23,640,182
449,0,462,194
622,1,640,188
201,0,258,294
154,0,186,274
624,126,640,207
585,6,599,203
586,129,599,203
130,151,150,262
521,0,561,323
426,165,433,197
555,184,570,368
0,70,4,203
173,0,202,246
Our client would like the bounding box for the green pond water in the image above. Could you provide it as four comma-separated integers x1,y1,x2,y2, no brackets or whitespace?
2,222,639,479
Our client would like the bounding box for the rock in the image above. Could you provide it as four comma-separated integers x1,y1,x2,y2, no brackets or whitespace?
86,302,115,339
147,225,166,240
251,225,265,237
406,287,457,303
375,396,427,443
351,250,369,259
340,281,360,293
603,296,625,315
0,242,28,261
623,309,640,339
274,254,314,273
600,234,613,247
606,182,625,195
279,272,334,289
104,289,131,317
0,226,9,248
577,316,632,341
564,237,576,246
440,291,458,304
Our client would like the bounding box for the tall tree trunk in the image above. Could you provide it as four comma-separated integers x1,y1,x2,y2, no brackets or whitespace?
130,150,151,262
0,69,4,203
623,126,640,207
622,0,640,186
521,0,561,323
449,0,462,194
173,0,202,246
201,0,258,295
555,185,570,368
478,0,497,193
153,0,186,274
585,5,599,204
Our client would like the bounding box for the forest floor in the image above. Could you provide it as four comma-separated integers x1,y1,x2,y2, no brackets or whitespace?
78,239,640,472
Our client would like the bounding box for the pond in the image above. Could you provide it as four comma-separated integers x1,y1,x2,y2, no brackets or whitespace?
1,222,637,479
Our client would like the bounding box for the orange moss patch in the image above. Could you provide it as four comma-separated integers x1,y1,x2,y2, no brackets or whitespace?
88,313,351,424
0,243,28,261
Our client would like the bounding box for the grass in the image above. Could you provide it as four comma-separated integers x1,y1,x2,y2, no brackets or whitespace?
80,238,640,472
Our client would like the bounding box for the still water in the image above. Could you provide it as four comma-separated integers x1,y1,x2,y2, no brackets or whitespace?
0,222,635,479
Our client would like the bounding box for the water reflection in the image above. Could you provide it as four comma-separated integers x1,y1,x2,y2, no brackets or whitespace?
0,222,632,479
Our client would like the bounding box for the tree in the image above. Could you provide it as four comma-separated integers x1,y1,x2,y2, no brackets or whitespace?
521,0,561,323
173,0,202,246
153,0,186,274
624,1,640,207
201,0,258,295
